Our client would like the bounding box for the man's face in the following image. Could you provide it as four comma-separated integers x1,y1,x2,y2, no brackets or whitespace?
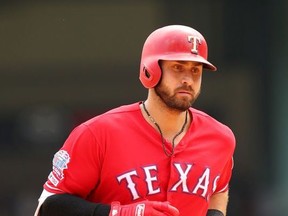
155,60,203,111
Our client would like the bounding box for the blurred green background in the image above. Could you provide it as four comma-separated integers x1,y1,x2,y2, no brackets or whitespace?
0,1,287,215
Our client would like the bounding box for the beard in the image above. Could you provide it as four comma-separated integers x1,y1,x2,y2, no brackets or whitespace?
154,83,200,111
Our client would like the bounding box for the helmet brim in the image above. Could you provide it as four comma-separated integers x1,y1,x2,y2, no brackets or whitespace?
159,53,217,71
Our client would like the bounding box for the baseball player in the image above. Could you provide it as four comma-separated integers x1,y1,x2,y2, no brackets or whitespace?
34,25,236,216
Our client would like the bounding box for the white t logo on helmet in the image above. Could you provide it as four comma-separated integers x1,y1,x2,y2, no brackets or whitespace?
188,35,201,54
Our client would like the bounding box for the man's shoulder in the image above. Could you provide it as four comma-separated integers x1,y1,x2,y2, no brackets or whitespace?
83,102,140,126
190,107,235,137
190,108,227,126
105,102,141,115
190,107,236,150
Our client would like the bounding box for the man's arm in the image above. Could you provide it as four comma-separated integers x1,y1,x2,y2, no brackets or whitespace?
36,193,179,216
37,194,110,216
208,190,229,216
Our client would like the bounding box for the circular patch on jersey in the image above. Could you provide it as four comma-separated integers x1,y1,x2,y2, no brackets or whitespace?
52,150,70,181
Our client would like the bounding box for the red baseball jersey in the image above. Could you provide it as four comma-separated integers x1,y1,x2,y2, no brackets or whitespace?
43,102,235,216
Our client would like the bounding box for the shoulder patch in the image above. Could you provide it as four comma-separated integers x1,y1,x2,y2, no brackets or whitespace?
49,150,70,186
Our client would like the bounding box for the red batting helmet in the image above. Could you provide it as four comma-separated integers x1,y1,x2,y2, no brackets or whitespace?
139,25,217,88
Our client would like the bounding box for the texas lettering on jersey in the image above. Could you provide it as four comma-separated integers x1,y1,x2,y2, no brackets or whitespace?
116,162,220,201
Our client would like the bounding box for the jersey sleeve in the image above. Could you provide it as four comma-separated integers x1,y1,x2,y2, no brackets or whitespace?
213,157,234,193
44,123,103,198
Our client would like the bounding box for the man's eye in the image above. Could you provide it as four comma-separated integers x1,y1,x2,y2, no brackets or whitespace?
173,64,183,71
191,67,199,73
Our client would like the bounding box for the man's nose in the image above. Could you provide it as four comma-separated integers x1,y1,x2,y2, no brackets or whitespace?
181,72,193,85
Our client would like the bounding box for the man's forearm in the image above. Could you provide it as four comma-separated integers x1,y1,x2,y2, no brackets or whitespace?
208,191,229,216
39,194,110,216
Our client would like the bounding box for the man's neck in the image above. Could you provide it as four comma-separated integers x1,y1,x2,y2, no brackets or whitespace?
140,99,190,143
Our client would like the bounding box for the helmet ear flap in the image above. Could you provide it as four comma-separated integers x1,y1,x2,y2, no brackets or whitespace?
139,60,162,88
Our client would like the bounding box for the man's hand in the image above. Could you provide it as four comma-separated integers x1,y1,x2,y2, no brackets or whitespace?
109,201,179,216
